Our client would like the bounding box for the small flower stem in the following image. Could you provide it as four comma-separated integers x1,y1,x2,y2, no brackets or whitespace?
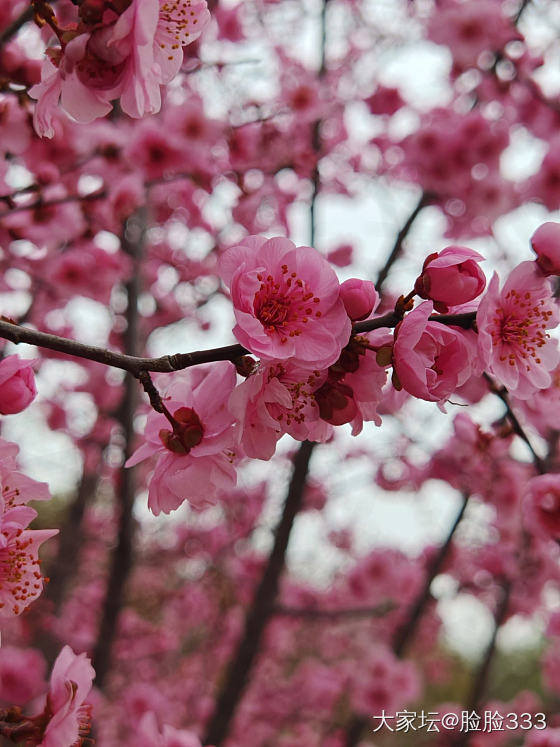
375,191,432,293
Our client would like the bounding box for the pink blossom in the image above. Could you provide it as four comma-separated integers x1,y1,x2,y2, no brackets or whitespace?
339,279,379,321
314,334,388,433
126,363,239,514
0,355,37,415
414,246,486,312
392,301,472,403
525,474,560,540
531,222,560,276
29,0,210,136
136,712,204,747
229,361,331,459
40,646,95,747
476,261,560,398
220,236,351,369
0,439,55,619
427,0,521,74
29,35,114,139
0,646,47,705
366,85,404,116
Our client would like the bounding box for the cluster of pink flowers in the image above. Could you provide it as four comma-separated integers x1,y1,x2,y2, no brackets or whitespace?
29,0,211,137
126,230,560,517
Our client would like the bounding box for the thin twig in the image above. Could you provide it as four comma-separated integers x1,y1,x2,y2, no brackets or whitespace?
274,601,394,620
0,6,34,48
375,191,431,293
484,373,546,474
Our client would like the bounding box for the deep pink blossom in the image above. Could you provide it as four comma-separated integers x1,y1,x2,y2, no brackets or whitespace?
477,261,560,398
414,246,486,312
339,279,379,321
531,222,560,276
220,236,351,369
427,0,521,74
392,301,472,403
229,361,331,459
0,355,37,415
40,646,95,747
126,363,239,514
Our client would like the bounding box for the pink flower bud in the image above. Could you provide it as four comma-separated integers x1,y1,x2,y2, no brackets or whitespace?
414,246,486,312
0,356,37,415
531,222,560,275
339,278,379,321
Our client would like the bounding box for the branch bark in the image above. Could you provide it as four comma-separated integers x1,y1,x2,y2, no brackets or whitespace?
344,493,471,747
0,310,476,376
203,440,316,746
91,211,145,688
375,191,431,294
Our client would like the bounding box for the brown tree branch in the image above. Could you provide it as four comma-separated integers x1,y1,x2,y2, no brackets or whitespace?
91,210,145,688
0,310,476,376
274,601,394,620
203,440,316,746
484,373,546,474
375,191,432,294
0,6,34,49
344,493,471,746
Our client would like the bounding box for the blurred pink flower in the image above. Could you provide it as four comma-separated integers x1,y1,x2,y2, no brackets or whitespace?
29,0,210,136
525,474,560,540
0,646,47,705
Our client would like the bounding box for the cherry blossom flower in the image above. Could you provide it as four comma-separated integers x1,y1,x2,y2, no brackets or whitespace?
126,363,239,514
414,246,486,312
339,279,378,321
220,236,351,369
229,361,331,460
476,261,560,398
531,222,560,276
40,646,95,747
0,439,55,620
314,333,388,433
392,301,473,404
29,0,210,136
0,355,37,415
